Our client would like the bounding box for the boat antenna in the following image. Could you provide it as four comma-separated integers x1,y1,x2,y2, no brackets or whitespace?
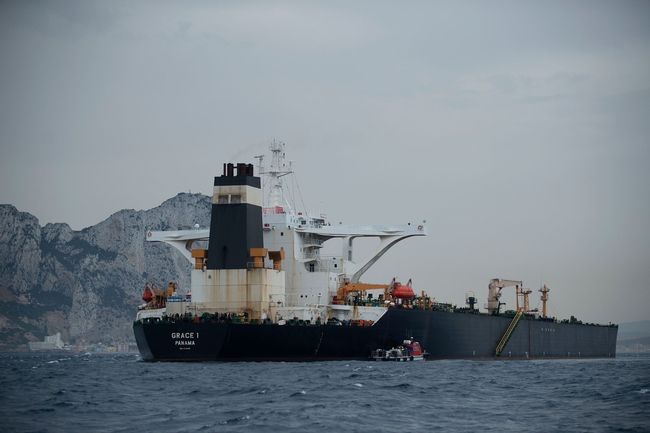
253,154,264,174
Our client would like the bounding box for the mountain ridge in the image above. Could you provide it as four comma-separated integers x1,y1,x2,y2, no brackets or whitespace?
0,193,212,350
1,196,643,351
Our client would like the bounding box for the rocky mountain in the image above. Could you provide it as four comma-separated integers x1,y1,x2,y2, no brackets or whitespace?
0,193,211,350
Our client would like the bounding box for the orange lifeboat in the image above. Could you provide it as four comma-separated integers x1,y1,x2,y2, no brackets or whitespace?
392,279,415,299
142,284,154,303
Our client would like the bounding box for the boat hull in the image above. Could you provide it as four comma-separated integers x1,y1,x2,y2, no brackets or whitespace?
133,309,618,361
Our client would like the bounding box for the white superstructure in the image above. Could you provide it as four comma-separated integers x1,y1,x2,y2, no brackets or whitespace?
140,142,427,324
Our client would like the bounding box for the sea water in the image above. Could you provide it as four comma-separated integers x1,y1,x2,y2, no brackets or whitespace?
1,353,648,432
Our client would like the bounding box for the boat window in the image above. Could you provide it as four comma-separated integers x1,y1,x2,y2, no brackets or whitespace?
230,194,241,204
218,195,228,204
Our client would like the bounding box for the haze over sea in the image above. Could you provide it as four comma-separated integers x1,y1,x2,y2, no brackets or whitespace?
2,353,648,433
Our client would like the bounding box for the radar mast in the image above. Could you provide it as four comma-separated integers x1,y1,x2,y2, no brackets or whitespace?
260,140,293,209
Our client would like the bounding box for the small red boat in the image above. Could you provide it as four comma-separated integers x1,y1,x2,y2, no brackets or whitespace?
371,339,427,361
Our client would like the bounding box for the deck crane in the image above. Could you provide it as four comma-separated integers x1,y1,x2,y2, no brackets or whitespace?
487,278,522,315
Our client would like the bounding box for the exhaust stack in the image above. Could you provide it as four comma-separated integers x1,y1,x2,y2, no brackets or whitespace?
207,163,263,270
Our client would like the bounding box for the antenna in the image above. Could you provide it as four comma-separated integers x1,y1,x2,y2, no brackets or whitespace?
253,154,264,172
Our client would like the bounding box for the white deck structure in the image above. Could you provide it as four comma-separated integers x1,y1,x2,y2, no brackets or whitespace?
143,142,426,323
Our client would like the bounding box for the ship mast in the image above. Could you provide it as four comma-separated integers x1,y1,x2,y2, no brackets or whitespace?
539,284,550,318
260,140,293,209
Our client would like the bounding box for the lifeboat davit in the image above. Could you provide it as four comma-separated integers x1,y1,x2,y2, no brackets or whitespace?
392,278,415,299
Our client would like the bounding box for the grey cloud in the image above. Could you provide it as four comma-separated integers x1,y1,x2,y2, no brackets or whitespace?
0,0,649,324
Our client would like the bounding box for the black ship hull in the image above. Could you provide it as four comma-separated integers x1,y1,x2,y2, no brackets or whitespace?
134,309,618,361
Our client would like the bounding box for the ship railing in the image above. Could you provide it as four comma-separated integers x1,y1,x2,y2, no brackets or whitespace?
300,250,320,260
301,235,324,247
263,206,286,215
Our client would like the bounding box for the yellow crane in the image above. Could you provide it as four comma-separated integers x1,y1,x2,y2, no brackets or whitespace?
336,281,391,304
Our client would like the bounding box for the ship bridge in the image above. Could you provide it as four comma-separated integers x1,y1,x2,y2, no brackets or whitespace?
145,141,427,302
145,220,427,284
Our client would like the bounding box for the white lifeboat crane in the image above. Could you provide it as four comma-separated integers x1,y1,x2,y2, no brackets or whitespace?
487,278,522,315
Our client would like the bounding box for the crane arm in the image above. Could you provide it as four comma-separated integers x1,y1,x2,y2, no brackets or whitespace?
336,282,390,303
487,278,523,314
489,279,523,290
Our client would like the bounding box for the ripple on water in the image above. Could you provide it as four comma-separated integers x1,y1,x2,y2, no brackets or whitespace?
219,415,251,425
381,382,411,390
1,353,649,433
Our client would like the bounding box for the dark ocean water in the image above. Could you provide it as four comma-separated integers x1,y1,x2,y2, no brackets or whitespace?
1,353,649,433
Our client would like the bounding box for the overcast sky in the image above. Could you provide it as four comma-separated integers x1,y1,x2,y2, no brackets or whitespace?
1,0,649,323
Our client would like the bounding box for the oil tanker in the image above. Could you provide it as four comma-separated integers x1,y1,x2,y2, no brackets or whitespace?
133,142,617,361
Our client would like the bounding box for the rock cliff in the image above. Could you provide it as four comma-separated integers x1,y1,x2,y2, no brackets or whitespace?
0,193,211,350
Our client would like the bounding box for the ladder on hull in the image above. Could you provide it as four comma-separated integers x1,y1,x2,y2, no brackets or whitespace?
495,310,524,356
